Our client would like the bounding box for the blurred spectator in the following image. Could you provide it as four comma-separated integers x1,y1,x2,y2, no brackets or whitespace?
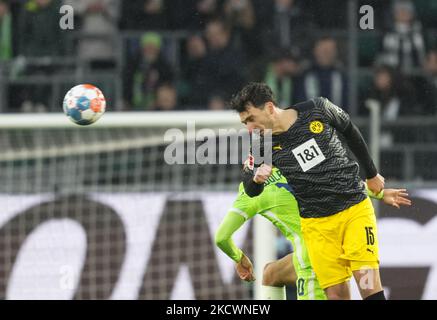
164,0,220,31
363,65,419,146
303,0,346,29
125,32,174,110
120,0,168,30
223,0,262,62
0,0,12,61
166,0,217,30
15,0,66,112
258,0,313,55
19,0,64,57
223,0,255,31
194,0,221,29
361,65,418,118
180,34,209,107
264,48,301,108
151,83,178,111
410,49,437,115
424,49,437,88
66,0,120,68
379,0,426,74
208,95,226,110
203,19,246,105
369,66,405,120
296,37,348,109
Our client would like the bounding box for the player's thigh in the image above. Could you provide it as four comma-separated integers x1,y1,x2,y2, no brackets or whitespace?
341,198,379,267
300,216,352,290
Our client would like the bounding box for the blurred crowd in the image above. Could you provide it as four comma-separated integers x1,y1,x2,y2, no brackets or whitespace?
0,0,437,117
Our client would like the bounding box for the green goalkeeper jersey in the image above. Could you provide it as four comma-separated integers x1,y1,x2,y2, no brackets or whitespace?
215,167,326,300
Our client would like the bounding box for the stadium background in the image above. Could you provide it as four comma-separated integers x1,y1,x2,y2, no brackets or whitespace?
0,0,436,300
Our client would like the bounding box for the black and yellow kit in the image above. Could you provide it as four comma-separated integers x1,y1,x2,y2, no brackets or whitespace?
243,97,380,289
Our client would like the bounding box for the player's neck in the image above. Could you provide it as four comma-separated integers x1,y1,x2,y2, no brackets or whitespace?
273,109,298,134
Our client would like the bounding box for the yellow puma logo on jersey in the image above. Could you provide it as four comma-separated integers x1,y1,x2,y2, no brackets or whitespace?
273,145,282,151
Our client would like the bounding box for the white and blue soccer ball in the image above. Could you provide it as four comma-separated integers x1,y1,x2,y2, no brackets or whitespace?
63,84,106,126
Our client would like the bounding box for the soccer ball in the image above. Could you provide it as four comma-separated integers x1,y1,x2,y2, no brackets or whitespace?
63,84,106,126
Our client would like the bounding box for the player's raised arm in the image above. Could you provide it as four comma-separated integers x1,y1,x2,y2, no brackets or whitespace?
215,211,255,282
318,97,384,193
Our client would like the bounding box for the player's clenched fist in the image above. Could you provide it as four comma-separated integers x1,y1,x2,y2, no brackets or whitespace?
253,164,272,184
366,173,385,194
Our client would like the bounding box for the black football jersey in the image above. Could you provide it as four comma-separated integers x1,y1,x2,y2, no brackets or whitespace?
270,97,367,218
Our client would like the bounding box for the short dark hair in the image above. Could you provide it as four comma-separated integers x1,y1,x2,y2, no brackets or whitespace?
230,82,276,112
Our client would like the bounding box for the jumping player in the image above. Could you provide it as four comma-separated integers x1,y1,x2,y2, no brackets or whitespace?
215,161,411,299
230,82,394,300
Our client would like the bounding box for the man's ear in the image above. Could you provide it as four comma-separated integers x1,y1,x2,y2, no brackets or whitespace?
265,102,275,114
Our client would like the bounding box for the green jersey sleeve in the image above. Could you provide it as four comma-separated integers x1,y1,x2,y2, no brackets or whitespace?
214,211,246,263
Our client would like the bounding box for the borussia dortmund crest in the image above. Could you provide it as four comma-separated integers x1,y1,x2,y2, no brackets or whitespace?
309,121,324,134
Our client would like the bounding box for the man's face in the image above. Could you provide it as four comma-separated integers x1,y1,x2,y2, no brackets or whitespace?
374,70,392,91
187,35,206,59
395,7,413,25
142,43,160,62
205,22,229,50
314,39,337,67
239,104,273,135
273,57,299,77
156,86,177,110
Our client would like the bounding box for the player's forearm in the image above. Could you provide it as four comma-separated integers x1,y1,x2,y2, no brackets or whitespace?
216,237,244,263
343,122,378,179
215,212,246,263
